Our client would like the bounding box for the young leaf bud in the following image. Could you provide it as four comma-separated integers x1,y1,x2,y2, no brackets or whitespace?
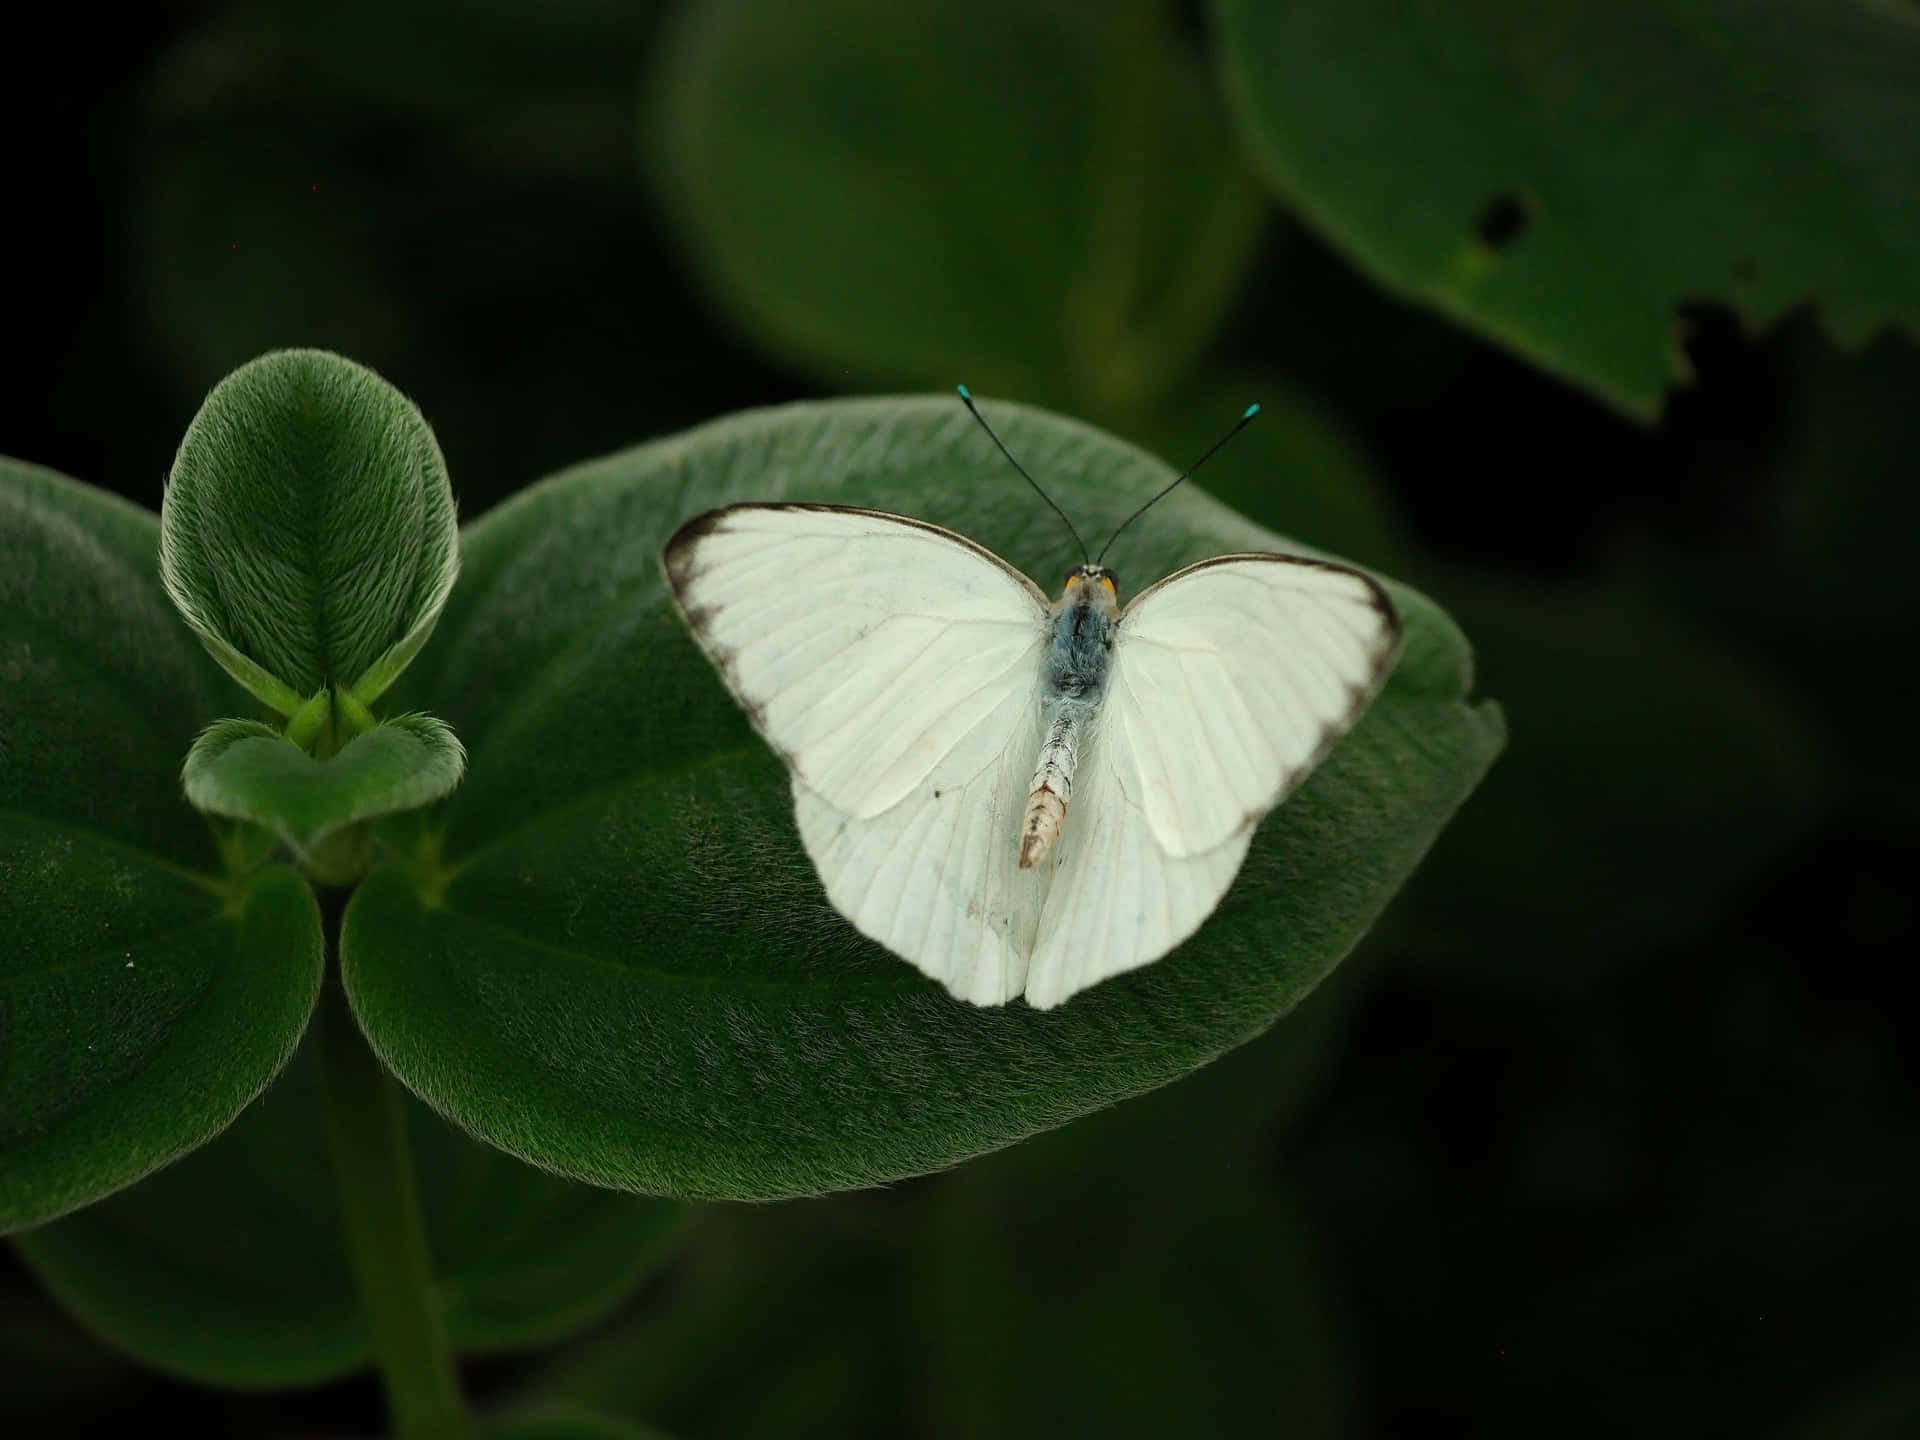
159,349,459,716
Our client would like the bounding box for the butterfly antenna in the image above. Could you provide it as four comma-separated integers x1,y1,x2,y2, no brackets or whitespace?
957,385,1090,565
1095,403,1261,566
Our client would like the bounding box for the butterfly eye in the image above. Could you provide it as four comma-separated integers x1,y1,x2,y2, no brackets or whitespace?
1100,575,1117,595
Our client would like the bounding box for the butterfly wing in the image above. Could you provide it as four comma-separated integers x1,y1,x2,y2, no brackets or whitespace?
664,504,1053,1003
792,699,1049,1006
1025,554,1401,1008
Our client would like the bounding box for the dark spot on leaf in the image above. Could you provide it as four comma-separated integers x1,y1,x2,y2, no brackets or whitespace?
1474,192,1532,252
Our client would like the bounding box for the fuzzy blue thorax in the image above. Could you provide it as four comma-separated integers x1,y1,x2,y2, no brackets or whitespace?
1044,565,1119,701
1019,566,1119,868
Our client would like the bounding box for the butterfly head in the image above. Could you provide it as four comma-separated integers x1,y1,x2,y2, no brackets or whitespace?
1060,563,1119,617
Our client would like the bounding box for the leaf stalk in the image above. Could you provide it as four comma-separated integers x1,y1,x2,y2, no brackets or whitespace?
316,894,469,1440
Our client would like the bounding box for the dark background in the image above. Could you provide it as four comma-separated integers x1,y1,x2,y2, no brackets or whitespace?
6,2,1918,1436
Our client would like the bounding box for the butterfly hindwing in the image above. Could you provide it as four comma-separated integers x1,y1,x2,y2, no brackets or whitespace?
1025,715,1251,1009
793,691,1048,1006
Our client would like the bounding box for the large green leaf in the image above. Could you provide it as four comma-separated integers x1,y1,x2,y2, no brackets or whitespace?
355,396,1502,1200
13,1027,686,1387
0,459,323,1231
1214,0,1920,418
648,0,1267,416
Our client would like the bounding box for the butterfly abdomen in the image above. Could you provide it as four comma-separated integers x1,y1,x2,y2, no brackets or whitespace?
1020,708,1081,867
1021,569,1118,868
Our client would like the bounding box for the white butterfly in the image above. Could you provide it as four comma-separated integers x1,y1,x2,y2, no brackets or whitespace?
662,401,1402,1009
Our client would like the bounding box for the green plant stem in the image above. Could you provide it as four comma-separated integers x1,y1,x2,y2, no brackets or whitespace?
317,896,469,1440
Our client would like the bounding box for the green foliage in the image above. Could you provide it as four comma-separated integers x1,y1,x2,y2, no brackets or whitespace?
0,459,229,865
1,461,325,1232
350,396,1503,1200
0,863,321,1233
1215,0,1920,418
8,0,1914,1431
649,0,1266,418
159,348,459,712
13,1034,684,1387
183,714,467,860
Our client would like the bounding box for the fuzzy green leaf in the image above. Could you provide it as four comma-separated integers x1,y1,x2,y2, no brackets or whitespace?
351,396,1503,1200
1215,0,1920,418
12,1031,686,1387
0,861,322,1233
159,348,459,711
648,0,1266,416
182,713,466,857
1,459,324,1231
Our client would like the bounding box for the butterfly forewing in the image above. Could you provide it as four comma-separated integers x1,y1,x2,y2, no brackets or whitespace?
665,505,1049,820
1106,555,1402,859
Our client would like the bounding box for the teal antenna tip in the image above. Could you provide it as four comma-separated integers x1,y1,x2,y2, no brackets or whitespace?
956,383,972,400
1243,403,1260,420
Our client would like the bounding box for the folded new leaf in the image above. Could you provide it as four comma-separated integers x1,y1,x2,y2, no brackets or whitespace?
184,714,466,860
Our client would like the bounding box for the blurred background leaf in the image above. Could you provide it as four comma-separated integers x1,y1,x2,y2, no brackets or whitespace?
1215,0,1920,418
649,0,1265,422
